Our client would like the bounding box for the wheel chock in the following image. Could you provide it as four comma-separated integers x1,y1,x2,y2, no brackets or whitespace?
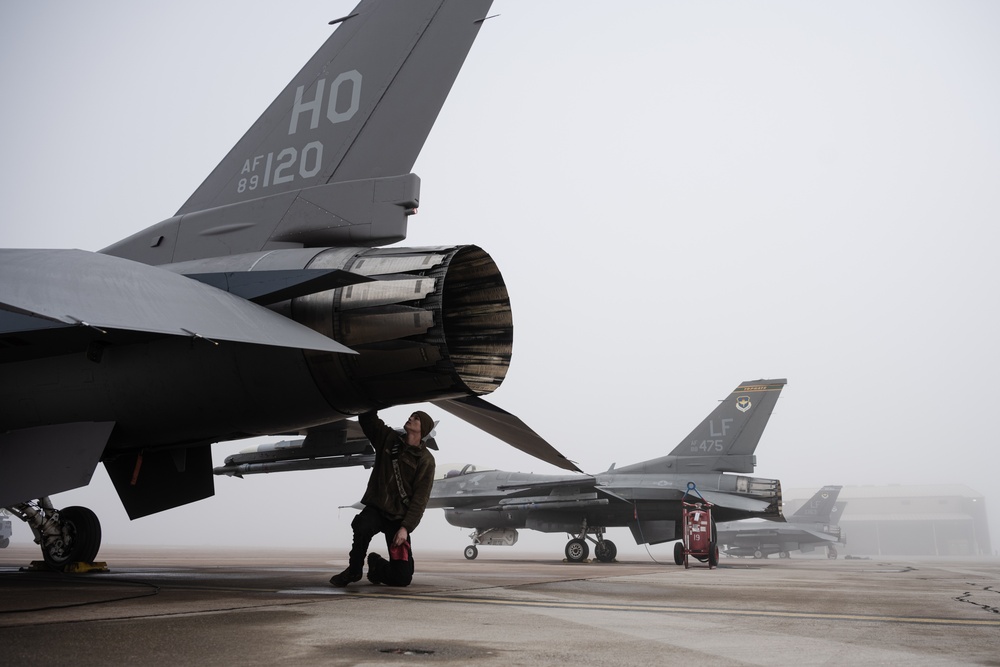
23,560,109,573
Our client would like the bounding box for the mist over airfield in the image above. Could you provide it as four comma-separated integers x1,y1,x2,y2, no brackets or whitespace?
1,1,998,557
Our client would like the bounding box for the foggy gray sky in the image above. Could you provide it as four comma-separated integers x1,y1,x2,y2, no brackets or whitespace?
2,1,998,559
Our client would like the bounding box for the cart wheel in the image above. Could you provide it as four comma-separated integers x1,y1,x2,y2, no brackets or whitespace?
464,545,478,560
708,542,719,568
673,541,685,566
565,538,589,562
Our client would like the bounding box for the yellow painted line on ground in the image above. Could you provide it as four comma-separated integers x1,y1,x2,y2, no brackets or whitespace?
350,592,1000,627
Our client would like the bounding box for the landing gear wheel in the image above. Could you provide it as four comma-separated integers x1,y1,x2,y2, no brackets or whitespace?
828,547,838,559
753,549,764,559
594,540,617,563
0,537,8,548
464,545,479,560
565,538,589,562
42,506,101,568
673,541,685,566
779,551,790,559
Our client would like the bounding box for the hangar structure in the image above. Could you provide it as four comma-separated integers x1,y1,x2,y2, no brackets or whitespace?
782,484,991,557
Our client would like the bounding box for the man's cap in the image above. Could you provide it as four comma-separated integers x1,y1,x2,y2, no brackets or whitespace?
412,410,437,448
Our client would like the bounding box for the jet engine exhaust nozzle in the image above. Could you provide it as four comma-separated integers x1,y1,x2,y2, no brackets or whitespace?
297,244,512,411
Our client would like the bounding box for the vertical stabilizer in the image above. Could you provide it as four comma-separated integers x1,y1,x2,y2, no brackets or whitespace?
830,500,847,526
790,485,843,524
177,0,493,215
101,0,495,263
616,379,786,474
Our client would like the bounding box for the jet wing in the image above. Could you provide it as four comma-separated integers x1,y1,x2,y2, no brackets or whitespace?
799,528,841,543
434,396,581,472
496,476,596,492
442,475,601,512
595,482,688,503
0,249,354,359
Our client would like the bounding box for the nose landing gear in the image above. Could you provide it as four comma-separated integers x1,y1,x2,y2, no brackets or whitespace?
462,527,519,559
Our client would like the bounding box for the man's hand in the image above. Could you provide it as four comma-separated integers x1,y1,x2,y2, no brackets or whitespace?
393,526,409,547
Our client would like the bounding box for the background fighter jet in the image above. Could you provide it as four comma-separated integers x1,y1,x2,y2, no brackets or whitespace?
716,485,845,559
430,379,786,562
0,510,11,549
0,0,578,568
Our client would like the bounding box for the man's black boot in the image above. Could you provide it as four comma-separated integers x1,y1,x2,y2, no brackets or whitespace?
329,567,362,587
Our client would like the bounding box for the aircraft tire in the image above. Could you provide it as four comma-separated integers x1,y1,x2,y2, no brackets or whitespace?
753,549,764,559
42,506,101,568
708,542,719,567
565,538,589,563
673,541,685,566
464,545,478,560
779,551,790,559
0,537,8,548
595,540,617,563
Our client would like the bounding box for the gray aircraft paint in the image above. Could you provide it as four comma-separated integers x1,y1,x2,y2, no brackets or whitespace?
430,379,786,560
0,0,579,566
715,485,845,559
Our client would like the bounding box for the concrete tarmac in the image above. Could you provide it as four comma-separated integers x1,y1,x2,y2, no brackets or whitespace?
1,545,998,666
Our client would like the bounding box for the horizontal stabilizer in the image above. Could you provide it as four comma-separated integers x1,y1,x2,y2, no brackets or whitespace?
434,396,581,472
0,249,354,355
184,268,374,305
699,489,776,515
801,528,841,543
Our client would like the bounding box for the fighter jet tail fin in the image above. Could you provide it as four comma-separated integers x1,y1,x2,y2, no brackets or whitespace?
178,0,493,214
830,500,848,526
103,0,495,263
616,379,786,475
789,485,843,524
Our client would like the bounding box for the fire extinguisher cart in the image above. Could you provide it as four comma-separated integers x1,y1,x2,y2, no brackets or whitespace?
673,483,719,569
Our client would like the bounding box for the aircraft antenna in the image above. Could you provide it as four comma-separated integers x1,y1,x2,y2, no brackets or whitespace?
328,13,359,25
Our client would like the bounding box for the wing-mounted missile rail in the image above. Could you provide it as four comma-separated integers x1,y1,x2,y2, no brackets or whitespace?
213,419,437,477
213,420,373,478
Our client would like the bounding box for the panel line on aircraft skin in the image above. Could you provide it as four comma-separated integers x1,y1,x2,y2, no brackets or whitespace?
341,592,1000,627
